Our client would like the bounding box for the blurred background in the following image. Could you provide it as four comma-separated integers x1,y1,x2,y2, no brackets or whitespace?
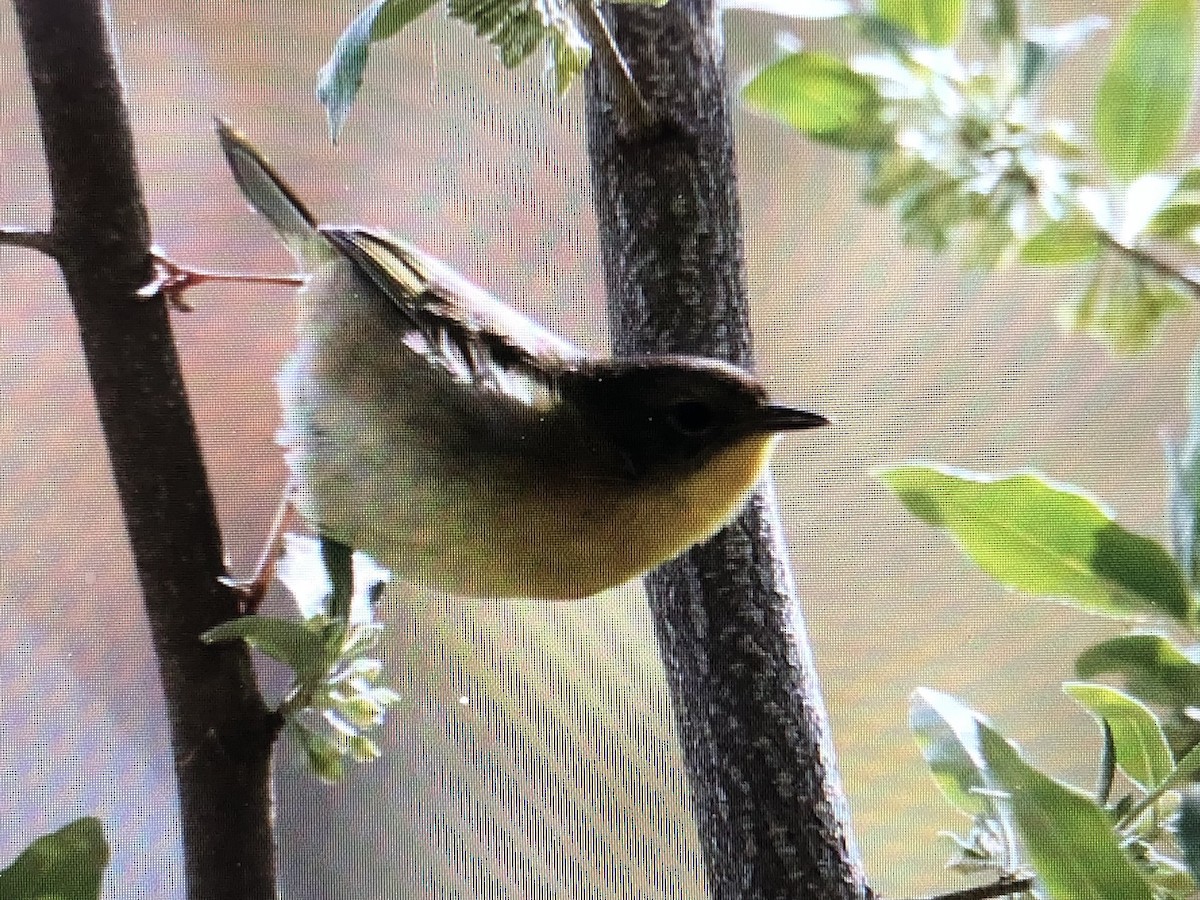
0,0,1192,897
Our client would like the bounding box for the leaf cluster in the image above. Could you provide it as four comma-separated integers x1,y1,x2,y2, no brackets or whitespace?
317,0,665,139
203,535,401,782
880,412,1200,898
742,0,1200,352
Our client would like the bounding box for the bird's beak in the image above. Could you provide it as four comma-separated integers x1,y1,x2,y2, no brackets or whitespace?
756,405,831,433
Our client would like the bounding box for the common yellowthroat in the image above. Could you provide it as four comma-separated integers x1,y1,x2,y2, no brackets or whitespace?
205,120,827,601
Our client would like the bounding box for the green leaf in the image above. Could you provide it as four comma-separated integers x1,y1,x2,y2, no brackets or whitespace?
743,52,892,150
317,0,439,142
909,688,993,816
348,734,382,762
876,0,966,45
1179,164,1200,191
1019,218,1103,265
1063,682,1173,790
1094,0,1198,180
1070,268,1190,354
1148,201,1200,239
371,0,440,38
878,465,1193,620
291,722,347,782
0,818,109,900
980,728,1156,900
864,153,932,204
202,615,330,680
1076,635,1200,710
547,20,591,94
1165,740,1200,788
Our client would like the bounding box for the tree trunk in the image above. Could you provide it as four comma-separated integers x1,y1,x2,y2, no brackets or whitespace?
583,2,873,897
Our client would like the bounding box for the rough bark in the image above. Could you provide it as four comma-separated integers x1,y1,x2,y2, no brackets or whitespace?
11,3,278,898
583,1,873,897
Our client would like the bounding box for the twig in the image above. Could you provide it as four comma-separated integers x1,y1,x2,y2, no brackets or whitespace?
1099,230,1200,295
901,875,1035,900
0,226,56,257
140,247,306,311
570,0,658,137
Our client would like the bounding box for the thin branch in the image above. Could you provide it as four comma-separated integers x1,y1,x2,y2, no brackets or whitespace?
902,876,1035,900
1095,719,1115,805
1099,231,1200,295
0,225,57,257
570,0,658,137
140,247,306,311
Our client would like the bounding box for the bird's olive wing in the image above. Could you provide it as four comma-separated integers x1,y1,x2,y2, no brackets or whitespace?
323,227,581,409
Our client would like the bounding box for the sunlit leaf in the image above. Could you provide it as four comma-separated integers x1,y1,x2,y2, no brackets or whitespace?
1094,0,1197,180
909,688,993,816
1063,682,1173,790
980,729,1156,900
1076,635,1200,709
317,0,438,141
291,722,347,783
371,0,440,38
743,52,892,149
448,0,582,79
1071,270,1189,354
1148,201,1200,239
202,615,330,680
546,19,591,95
1019,217,1103,265
876,0,966,45
879,464,1193,619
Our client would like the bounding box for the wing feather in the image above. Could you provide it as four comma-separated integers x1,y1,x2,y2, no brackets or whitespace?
322,227,581,410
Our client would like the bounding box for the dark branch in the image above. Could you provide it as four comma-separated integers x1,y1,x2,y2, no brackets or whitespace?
1099,231,1200,294
902,875,1036,900
10,2,278,898
571,0,658,137
0,225,57,257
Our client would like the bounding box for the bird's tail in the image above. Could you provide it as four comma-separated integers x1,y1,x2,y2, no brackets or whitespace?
215,117,330,265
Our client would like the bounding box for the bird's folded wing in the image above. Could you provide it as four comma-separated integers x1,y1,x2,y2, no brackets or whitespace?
323,227,583,409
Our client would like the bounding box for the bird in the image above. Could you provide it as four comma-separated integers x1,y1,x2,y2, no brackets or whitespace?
184,119,829,603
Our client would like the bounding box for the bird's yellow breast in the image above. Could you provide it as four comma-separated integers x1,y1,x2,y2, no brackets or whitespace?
493,433,778,599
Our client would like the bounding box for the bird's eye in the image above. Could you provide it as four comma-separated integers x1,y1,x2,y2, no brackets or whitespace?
666,399,715,435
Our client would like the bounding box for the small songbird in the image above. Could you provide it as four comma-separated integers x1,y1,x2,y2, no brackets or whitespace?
209,120,828,601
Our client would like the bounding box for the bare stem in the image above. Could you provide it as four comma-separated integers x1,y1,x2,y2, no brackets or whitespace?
1100,231,1200,295
570,0,658,137
901,875,1035,900
0,226,56,257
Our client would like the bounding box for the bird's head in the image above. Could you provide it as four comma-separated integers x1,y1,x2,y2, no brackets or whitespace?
556,356,828,483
